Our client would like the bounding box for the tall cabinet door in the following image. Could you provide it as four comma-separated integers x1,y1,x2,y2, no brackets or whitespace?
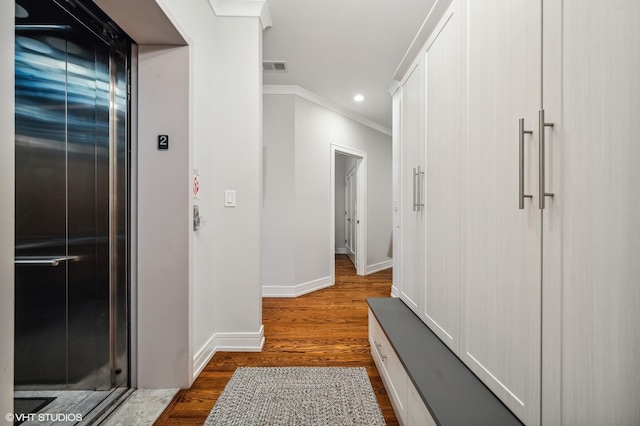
399,60,424,314
421,0,461,353
461,1,542,424
543,1,640,424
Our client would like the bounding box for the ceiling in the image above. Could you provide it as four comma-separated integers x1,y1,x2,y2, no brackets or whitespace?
262,0,435,130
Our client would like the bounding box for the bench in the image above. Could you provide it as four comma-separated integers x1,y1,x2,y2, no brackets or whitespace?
367,297,523,425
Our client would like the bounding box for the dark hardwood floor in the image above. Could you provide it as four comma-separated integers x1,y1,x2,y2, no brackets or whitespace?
154,254,399,425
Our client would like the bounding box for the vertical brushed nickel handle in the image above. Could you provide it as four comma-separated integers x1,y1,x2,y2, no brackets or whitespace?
519,119,534,209
539,110,555,209
417,165,425,211
413,167,418,212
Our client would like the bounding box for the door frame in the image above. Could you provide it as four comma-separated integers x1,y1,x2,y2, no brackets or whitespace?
330,144,367,279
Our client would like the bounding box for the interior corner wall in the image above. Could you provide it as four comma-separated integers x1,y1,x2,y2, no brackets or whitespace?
261,93,392,296
115,0,264,386
209,16,263,339
0,2,15,421
334,155,346,251
137,44,192,389
159,0,222,377
262,95,296,290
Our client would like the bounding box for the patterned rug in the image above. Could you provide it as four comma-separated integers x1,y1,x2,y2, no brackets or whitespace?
204,367,386,425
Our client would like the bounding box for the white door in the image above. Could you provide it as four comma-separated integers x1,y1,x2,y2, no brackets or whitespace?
399,60,424,314
461,0,542,424
543,1,640,424
345,165,357,266
421,0,461,354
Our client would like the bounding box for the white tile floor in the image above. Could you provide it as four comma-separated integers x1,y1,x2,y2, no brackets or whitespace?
13,388,178,426
98,389,179,426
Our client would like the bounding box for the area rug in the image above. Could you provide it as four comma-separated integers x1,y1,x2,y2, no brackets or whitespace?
204,367,386,425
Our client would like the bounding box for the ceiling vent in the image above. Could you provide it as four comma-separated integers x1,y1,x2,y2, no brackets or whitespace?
263,61,288,72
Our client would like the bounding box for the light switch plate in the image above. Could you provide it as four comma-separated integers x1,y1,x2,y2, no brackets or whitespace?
225,190,236,207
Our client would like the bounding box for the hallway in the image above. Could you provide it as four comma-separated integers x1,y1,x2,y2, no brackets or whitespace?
155,255,398,425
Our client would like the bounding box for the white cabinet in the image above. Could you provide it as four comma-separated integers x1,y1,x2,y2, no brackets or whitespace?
393,0,640,425
421,0,461,354
369,309,407,424
463,0,640,424
398,60,424,314
407,381,436,426
368,309,438,426
461,1,542,424
398,0,462,353
542,1,640,425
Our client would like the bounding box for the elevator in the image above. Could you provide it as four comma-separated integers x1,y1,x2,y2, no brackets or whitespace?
14,0,130,394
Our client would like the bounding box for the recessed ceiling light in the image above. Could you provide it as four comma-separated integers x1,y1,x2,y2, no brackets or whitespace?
354,94,364,102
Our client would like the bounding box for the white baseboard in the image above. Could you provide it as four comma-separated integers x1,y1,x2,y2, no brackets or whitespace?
193,325,265,380
335,248,348,254
366,260,393,275
262,276,333,298
391,285,400,298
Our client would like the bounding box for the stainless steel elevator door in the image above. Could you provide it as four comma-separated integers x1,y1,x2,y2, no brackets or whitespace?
15,0,129,390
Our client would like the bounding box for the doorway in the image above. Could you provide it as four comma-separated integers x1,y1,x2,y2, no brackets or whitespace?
331,145,367,281
14,0,130,414
344,161,358,267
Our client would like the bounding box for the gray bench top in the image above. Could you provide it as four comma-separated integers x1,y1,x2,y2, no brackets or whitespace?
367,297,523,426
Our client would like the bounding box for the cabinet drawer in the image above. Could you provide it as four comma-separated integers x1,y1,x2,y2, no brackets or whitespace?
369,309,408,424
408,379,436,426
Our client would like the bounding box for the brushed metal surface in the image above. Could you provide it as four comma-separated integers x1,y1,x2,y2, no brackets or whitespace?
14,0,129,391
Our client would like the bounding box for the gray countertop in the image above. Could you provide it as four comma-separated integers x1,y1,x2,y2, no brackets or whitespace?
367,297,523,426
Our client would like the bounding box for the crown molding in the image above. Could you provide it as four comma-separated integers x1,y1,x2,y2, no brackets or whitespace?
387,80,401,96
208,0,272,29
263,85,392,136
392,0,452,81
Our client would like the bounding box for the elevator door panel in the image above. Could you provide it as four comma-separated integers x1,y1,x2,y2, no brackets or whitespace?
15,1,129,390
65,34,111,389
14,30,70,387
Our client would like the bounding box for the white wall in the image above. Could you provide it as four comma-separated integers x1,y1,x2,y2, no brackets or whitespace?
334,155,346,252
262,93,392,297
208,15,264,348
147,1,265,379
107,0,266,384
0,1,15,422
262,95,296,291
296,96,392,280
158,0,217,379
137,45,192,388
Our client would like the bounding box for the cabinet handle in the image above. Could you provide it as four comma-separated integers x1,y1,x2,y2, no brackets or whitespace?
538,110,555,209
373,340,387,361
519,119,533,209
412,167,417,211
417,165,425,210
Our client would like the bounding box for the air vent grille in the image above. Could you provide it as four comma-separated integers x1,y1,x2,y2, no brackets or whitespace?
263,61,288,72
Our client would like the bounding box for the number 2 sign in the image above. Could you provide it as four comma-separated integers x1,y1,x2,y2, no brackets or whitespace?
158,135,169,150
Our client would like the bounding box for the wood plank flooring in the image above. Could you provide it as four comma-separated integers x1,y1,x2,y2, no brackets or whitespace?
154,255,399,425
